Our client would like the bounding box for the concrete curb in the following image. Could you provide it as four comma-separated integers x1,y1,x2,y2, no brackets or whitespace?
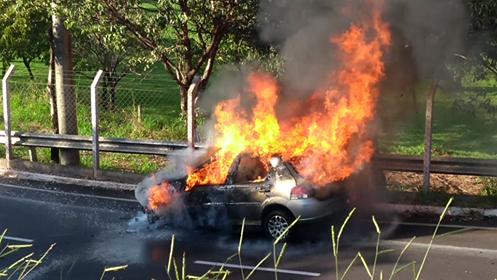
0,159,145,184
0,169,136,191
377,203,497,218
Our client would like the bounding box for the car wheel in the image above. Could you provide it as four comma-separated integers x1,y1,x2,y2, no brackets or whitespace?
263,209,294,241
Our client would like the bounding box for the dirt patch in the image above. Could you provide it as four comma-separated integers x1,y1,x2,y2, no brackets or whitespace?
385,171,486,195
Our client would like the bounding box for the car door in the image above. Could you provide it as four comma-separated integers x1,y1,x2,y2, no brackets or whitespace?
186,184,229,227
224,154,270,224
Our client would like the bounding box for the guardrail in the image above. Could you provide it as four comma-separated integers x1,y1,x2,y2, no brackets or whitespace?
375,154,497,177
0,131,195,157
2,131,497,177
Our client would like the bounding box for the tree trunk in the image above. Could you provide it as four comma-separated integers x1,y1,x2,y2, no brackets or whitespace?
22,57,34,80
422,80,439,193
180,86,188,115
47,44,59,163
52,11,80,166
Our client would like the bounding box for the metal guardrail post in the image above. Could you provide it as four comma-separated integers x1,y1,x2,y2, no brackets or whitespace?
423,80,439,193
2,65,15,166
91,70,103,178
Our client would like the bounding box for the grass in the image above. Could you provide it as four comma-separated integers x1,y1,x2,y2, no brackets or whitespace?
378,83,497,159
0,229,55,279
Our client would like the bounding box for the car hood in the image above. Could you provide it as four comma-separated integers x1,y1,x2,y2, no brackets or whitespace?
135,167,188,208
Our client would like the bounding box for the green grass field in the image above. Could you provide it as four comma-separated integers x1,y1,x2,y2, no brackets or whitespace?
378,84,497,159
2,61,497,174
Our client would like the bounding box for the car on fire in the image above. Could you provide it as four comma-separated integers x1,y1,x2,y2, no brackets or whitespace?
135,153,347,240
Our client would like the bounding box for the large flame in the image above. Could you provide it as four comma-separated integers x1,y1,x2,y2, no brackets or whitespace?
185,4,391,190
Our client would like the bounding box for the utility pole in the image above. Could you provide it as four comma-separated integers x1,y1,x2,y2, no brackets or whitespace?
52,6,80,165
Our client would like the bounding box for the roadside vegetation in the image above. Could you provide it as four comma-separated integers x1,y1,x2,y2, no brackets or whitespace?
3,60,497,175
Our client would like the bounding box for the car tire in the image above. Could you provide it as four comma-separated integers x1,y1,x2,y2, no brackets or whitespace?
263,209,294,242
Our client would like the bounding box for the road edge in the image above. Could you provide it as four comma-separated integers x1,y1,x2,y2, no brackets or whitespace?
0,168,136,191
377,203,497,218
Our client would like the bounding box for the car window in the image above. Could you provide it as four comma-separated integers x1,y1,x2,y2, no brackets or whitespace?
231,154,268,184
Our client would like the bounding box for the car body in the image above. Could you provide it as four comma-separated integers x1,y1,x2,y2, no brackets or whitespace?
135,153,347,240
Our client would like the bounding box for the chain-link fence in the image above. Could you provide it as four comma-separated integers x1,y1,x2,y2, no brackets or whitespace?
8,80,92,136
96,74,184,141
3,69,186,141
0,65,186,174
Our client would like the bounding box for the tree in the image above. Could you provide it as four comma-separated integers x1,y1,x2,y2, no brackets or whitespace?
0,1,49,79
52,3,80,165
65,3,147,111
464,0,497,80
85,0,259,114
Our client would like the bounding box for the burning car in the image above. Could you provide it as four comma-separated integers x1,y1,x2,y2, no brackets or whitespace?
135,4,390,241
135,153,347,240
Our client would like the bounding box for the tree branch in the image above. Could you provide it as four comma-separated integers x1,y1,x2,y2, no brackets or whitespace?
101,0,181,84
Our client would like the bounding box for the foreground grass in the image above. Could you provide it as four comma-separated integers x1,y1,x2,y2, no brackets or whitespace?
0,229,55,279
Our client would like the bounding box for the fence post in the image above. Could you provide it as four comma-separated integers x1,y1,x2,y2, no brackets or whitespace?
2,64,15,166
91,70,103,178
423,80,439,193
187,76,201,149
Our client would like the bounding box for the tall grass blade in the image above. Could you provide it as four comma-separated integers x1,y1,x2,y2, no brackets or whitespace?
182,252,186,280
371,216,382,280
334,208,356,280
275,243,287,268
0,229,6,246
338,208,356,242
395,260,416,275
274,216,300,245
245,253,271,280
388,236,416,280
435,228,470,240
103,265,128,272
415,197,453,280
358,252,372,278
238,218,245,280
378,249,395,256
174,258,180,280
340,253,359,280
19,243,55,280
167,234,175,277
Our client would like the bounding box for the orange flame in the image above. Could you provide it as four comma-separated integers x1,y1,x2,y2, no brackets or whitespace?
148,182,174,211
186,4,391,190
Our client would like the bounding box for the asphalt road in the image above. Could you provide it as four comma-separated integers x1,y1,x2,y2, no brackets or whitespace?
0,178,497,280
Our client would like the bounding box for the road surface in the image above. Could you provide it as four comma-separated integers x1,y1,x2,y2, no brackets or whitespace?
0,178,496,279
